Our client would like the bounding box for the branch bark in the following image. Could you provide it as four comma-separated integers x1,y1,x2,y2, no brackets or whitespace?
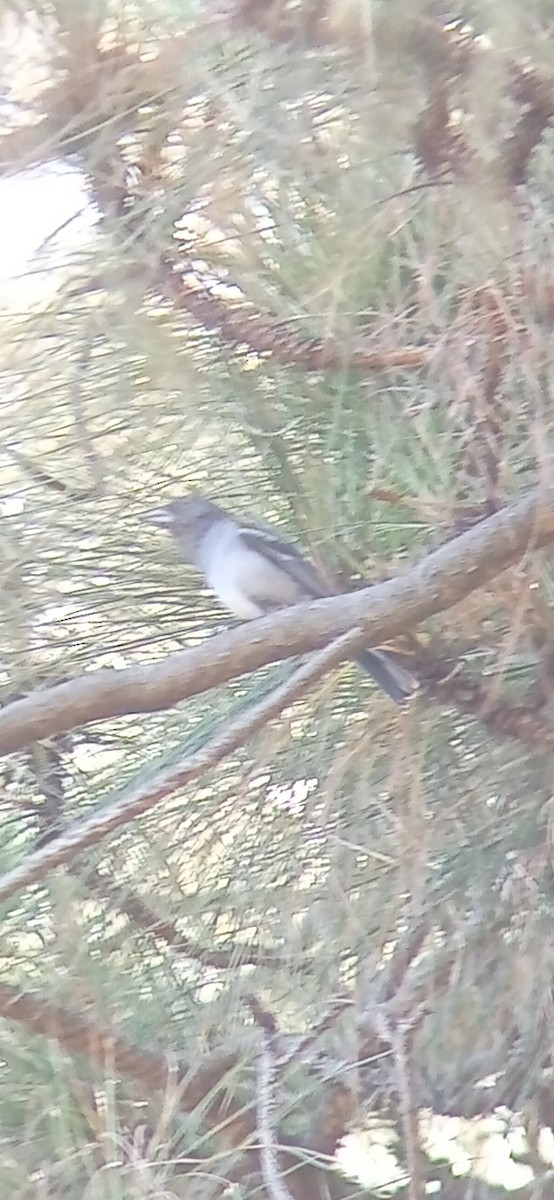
1,483,554,756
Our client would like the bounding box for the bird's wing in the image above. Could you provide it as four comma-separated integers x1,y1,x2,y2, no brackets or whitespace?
239,524,328,600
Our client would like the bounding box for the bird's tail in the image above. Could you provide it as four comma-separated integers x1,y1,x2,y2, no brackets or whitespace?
355,648,418,705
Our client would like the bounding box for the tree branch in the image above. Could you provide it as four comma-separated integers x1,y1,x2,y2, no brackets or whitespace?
0,980,236,1114
81,866,286,969
0,633,361,906
1,483,554,756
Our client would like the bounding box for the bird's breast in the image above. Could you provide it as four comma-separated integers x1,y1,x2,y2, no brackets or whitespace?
200,526,266,619
207,555,264,620
200,525,304,620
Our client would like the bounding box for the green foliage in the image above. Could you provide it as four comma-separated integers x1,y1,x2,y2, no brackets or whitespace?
2,0,554,1196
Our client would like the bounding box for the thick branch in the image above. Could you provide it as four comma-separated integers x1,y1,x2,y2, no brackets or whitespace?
1,483,554,756
0,980,236,1114
166,269,431,373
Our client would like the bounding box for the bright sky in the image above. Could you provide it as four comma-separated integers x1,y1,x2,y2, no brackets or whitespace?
0,160,97,303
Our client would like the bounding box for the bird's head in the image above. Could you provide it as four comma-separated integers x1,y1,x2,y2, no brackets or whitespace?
143,494,222,561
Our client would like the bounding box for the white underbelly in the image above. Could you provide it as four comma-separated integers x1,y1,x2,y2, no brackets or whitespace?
207,557,262,619
201,526,265,619
199,520,298,619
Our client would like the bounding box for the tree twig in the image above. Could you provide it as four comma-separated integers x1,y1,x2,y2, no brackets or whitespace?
81,866,286,969
247,997,296,1200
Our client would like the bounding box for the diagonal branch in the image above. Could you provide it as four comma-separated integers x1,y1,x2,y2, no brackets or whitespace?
82,866,286,969
164,266,431,373
0,980,236,1114
1,484,554,756
0,633,362,906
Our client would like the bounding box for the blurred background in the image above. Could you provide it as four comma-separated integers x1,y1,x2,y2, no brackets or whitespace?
2,1,554,1196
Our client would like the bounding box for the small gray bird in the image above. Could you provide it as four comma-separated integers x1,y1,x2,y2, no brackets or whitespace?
144,494,417,704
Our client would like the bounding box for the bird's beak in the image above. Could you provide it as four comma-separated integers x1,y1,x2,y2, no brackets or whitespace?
143,506,174,528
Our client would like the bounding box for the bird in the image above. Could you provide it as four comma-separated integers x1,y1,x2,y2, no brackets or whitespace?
143,494,418,704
